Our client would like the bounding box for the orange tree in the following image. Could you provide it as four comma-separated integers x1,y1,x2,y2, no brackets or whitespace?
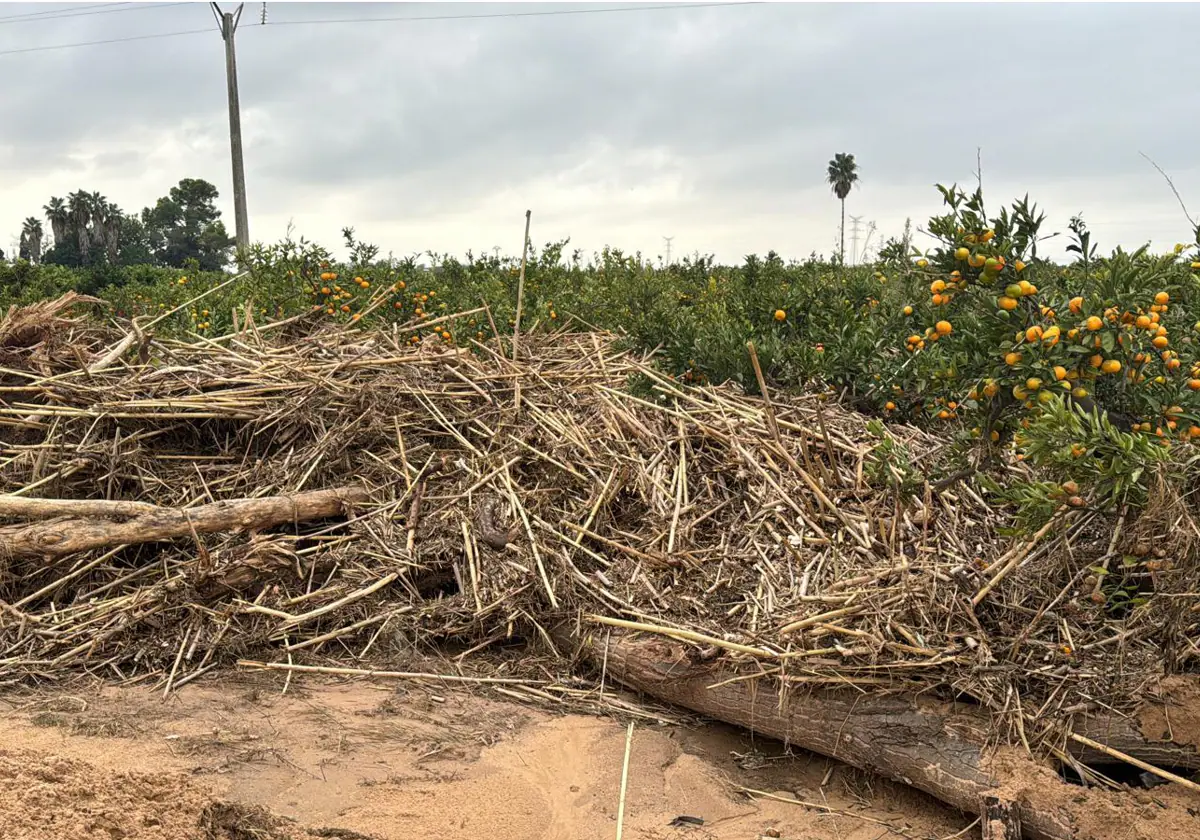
872,185,1200,446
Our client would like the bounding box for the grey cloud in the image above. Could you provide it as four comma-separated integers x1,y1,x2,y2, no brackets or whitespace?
2,2,1199,259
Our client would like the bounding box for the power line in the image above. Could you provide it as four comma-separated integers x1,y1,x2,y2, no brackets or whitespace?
264,2,763,28
0,3,188,26
0,25,250,57
0,1,759,56
0,3,131,23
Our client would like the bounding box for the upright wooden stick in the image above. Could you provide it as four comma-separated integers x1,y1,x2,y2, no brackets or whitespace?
512,210,532,363
512,210,532,413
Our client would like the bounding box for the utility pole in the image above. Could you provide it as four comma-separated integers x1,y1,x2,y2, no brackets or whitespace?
211,3,249,260
848,215,864,265
663,236,674,266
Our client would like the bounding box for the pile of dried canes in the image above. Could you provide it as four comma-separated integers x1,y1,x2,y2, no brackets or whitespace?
1,294,1198,838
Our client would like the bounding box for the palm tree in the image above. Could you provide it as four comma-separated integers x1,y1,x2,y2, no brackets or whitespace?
19,217,43,264
44,196,68,248
100,200,122,264
68,191,92,257
89,191,108,253
826,153,859,264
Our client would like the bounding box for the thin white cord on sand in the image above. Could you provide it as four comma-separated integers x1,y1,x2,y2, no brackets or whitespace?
615,721,634,840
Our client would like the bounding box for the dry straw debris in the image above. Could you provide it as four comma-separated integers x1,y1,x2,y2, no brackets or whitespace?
0,295,1195,754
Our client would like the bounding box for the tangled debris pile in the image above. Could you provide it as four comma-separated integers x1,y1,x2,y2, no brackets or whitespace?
0,295,1196,758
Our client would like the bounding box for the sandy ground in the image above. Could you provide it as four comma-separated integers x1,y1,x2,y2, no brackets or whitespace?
0,673,972,840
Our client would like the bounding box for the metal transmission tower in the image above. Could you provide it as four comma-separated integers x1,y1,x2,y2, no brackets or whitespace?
211,3,250,259
848,215,865,265
663,236,674,266
860,221,878,263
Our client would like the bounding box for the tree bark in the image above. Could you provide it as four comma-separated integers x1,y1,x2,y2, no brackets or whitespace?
0,487,369,559
840,198,846,263
983,796,1022,840
569,629,1200,840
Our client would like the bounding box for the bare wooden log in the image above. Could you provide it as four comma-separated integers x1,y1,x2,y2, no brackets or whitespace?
0,497,162,520
571,629,1198,840
0,487,369,559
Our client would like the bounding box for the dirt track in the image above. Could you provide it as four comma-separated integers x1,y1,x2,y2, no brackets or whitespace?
0,674,971,840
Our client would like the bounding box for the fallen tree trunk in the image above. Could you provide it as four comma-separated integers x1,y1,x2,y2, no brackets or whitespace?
0,487,369,559
570,629,1200,840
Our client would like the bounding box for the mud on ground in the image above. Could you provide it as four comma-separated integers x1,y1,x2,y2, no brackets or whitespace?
0,674,972,840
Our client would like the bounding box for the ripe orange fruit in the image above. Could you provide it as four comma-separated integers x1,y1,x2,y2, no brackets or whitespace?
1153,335,1170,349
998,296,1018,311
1019,280,1037,296
1005,351,1023,366
936,320,953,335
1136,315,1152,329
930,279,947,294
955,247,970,261
1167,358,1182,372
932,293,946,306
1025,325,1043,342
1101,359,1122,374
774,309,786,321
903,305,913,315
1085,316,1103,331
1155,292,1170,305
885,401,896,411
1026,377,1042,392
937,409,951,419
1188,379,1200,391
1042,325,1061,345
1053,365,1068,381
1014,260,1027,273
983,381,999,398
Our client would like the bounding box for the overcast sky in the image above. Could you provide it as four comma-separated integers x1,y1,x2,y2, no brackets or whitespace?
2,1,1199,266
